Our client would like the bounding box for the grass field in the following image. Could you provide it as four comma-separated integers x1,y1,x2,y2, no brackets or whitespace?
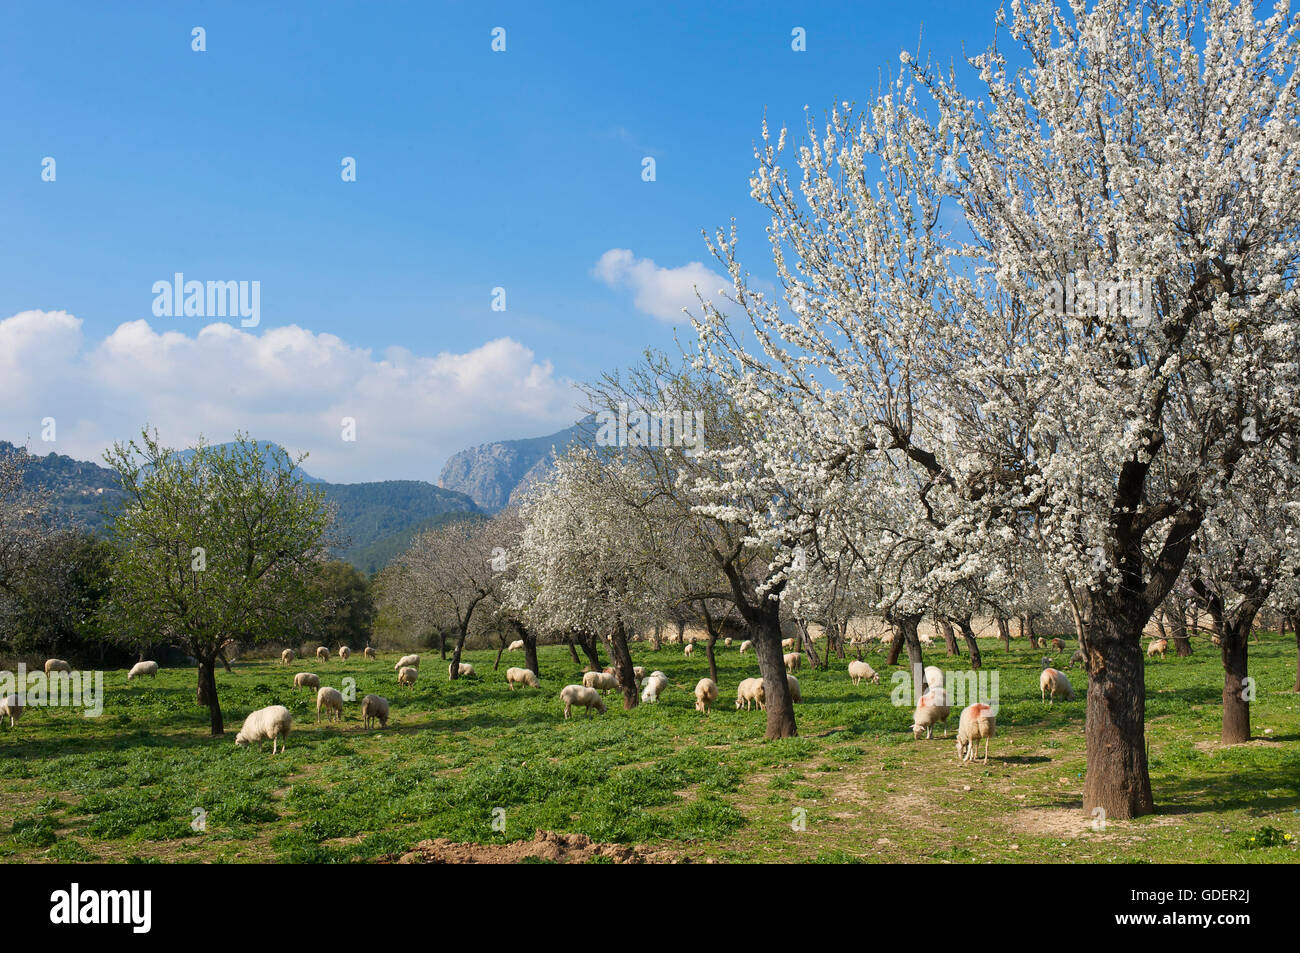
2,635,1298,863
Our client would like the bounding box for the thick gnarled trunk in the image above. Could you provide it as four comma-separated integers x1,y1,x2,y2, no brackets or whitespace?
196,655,223,736
1082,613,1153,819
749,603,795,739
605,618,639,710
1220,621,1251,744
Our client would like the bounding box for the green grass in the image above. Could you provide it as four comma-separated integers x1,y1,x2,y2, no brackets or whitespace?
1,635,1297,863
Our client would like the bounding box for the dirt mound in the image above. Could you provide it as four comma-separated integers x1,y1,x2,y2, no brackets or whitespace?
390,829,678,864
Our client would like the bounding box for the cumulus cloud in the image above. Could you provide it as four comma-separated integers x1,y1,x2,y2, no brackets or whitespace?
0,310,582,483
593,249,729,322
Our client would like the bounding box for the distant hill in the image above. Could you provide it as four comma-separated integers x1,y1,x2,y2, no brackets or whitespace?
438,417,594,511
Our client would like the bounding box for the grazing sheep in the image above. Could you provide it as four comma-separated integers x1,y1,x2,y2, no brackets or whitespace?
739,640,753,654
395,654,420,671
0,693,22,728
361,694,389,729
735,677,766,710
632,666,647,680
955,703,996,763
449,662,476,679
783,652,801,672
127,660,159,680
363,646,376,660
1040,667,1076,703
234,704,292,754
786,674,802,703
924,665,945,691
911,688,951,739
316,686,344,723
684,643,695,657
316,646,329,661
1050,637,1066,652
1147,639,1168,658
507,640,525,652
582,671,618,693
640,672,669,703
724,638,733,648
293,672,320,691
397,666,418,688
338,646,351,661
848,659,880,685
781,638,795,650
506,667,540,690
919,633,935,646
560,684,606,719
694,678,719,712
280,649,295,664
1068,649,1085,668
44,659,71,675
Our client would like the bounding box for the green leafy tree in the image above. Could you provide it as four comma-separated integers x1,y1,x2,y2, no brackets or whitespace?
3,531,114,658
307,560,376,649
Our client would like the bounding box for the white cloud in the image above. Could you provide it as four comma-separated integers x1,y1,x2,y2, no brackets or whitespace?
0,310,582,483
593,248,728,322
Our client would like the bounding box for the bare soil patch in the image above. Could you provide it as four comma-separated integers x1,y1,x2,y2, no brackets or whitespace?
388,829,679,864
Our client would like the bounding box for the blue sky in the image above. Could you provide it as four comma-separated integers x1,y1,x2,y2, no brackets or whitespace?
0,0,999,481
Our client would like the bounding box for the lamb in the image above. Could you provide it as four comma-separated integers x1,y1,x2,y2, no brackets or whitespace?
506,667,540,690
735,677,766,710
1040,667,1076,703
449,662,476,679
582,671,618,693
560,684,606,719
338,645,352,661
848,659,880,685
1147,639,1168,658
316,646,330,661
955,703,996,764
293,672,321,691
724,638,733,648
739,640,753,654
316,686,344,723
694,678,719,712
786,674,802,703
684,643,695,657
281,649,295,664
361,694,389,729
0,693,22,728
924,665,944,691
397,666,418,688
363,646,376,660
783,652,801,672
44,659,71,675
127,661,159,680
640,672,669,703
911,688,951,739
234,704,292,754
781,638,795,650
507,639,525,652
395,654,420,671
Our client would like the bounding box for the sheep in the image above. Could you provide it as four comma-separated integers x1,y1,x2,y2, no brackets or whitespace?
924,665,944,691
694,678,719,712
316,686,344,723
582,671,618,693
235,704,293,754
449,662,476,679
560,684,606,719
507,640,525,652
739,640,753,654
1147,639,1168,659
786,674,802,703
919,633,935,646
363,646,376,660
1050,637,1066,652
316,646,329,661
735,677,766,711
955,703,996,764
684,643,695,657
781,638,795,650
280,649,295,664
783,652,801,672
1040,667,1076,703
293,672,320,691
1068,649,1086,668
724,638,733,648
640,672,669,703
127,660,159,680
848,659,880,685
506,666,540,690
911,688,951,739
632,666,647,680
338,645,352,661
395,654,420,671
0,693,22,728
361,694,389,729
397,666,418,688
44,659,71,675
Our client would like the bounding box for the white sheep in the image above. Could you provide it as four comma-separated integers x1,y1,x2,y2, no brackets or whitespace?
338,646,351,661
363,646,377,660
783,652,801,672
739,640,753,654
361,694,389,729
924,665,944,689
0,693,22,728
316,686,344,723
632,666,647,680
955,703,996,763
316,646,329,661
848,659,879,685
583,671,618,693
1147,639,1168,658
449,662,476,679
506,667,540,690
235,704,292,754
507,639,525,652
127,661,159,680
560,684,606,718
694,677,718,712
786,674,802,703
911,688,951,739
397,666,418,688
724,637,733,648
293,672,320,691
280,648,295,664
735,677,766,710
684,643,695,657
1039,667,1076,703
395,654,420,671
640,672,669,703
781,638,795,650
44,659,71,675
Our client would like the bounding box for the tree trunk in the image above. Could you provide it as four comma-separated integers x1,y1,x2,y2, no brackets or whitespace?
606,618,639,710
438,630,447,660
886,627,905,666
493,638,506,671
564,634,580,664
938,618,960,655
521,627,540,678
1220,620,1251,744
577,631,602,671
650,623,662,651
1169,604,1193,657
799,621,821,669
891,614,928,694
1082,612,1153,819
705,631,718,683
675,619,686,645
996,615,1011,653
749,602,796,739
448,629,469,679
196,656,223,736
957,616,982,670
1025,613,1038,650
